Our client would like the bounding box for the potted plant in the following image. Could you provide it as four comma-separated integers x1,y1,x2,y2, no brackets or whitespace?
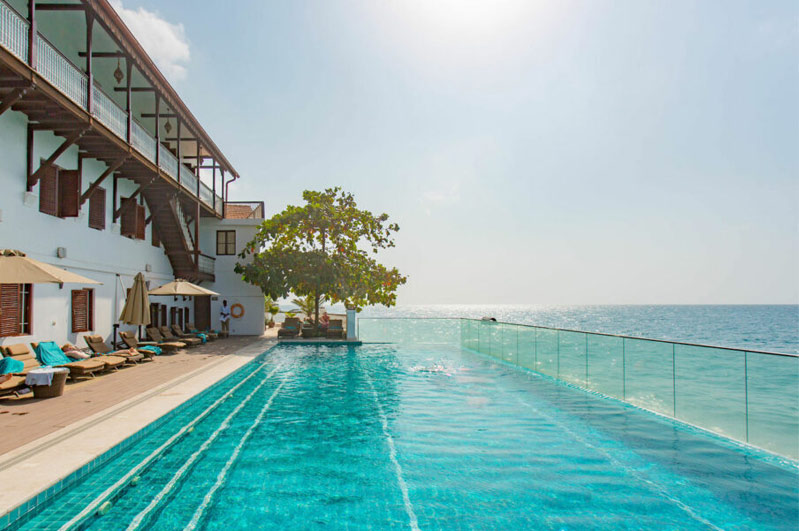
264,296,279,328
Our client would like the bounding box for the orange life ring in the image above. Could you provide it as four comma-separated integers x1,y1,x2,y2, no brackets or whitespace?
230,303,245,319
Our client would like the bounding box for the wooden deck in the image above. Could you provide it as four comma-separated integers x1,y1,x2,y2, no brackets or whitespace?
0,333,276,456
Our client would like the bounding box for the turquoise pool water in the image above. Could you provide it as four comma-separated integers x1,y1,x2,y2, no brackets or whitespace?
8,343,798,530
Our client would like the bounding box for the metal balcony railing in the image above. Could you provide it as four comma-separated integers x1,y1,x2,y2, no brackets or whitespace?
0,0,226,216
198,253,215,275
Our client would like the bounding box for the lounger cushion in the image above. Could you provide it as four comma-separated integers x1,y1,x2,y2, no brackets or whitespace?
0,375,25,392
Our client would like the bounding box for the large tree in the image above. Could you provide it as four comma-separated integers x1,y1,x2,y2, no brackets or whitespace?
235,188,407,325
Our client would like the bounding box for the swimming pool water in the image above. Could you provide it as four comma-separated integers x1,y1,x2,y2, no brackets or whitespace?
9,344,798,530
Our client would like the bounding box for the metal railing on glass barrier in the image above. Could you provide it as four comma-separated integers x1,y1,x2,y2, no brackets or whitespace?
356,317,799,460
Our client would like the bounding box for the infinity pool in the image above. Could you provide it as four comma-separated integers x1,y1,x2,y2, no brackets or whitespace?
9,344,798,530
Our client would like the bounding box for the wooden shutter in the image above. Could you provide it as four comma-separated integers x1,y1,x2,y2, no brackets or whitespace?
120,197,137,237
88,187,106,230
72,289,89,333
38,166,58,217
0,284,20,337
152,225,160,248
58,169,81,218
136,204,146,240
161,305,167,326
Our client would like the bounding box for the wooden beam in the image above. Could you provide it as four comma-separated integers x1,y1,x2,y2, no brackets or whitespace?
35,3,85,11
140,113,177,118
112,87,155,92
77,51,124,58
27,129,85,190
79,156,126,205
113,179,155,217
0,88,28,118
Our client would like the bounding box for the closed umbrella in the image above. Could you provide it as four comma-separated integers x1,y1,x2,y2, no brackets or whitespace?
119,272,150,332
149,279,219,297
0,249,101,284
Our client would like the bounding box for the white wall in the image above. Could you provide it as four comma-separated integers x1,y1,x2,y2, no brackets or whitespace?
199,217,264,335
0,109,193,348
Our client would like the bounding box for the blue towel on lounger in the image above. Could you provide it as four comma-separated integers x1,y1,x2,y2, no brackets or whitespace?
196,333,207,343
139,345,162,356
0,357,24,375
34,341,75,367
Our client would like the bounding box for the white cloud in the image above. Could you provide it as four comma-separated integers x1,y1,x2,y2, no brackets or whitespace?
110,1,190,81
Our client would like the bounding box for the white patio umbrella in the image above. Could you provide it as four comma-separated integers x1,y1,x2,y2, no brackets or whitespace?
148,278,219,297
0,249,101,284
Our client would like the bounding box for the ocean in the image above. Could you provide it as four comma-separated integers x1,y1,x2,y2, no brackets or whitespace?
355,304,798,354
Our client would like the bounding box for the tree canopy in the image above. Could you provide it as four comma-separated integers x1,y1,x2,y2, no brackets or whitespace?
235,188,407,323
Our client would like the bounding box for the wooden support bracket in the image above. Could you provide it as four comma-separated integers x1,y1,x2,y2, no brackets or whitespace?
79,156,127,205
27,129,86,190
0,88,28,118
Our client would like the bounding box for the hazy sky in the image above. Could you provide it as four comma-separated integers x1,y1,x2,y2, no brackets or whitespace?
115,0,798,305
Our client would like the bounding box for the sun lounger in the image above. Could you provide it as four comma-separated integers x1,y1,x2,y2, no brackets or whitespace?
278,317,301,338
146,327,186,350
32,342,126,373
84,335,148,363
118,331,158,348
171,324,211,343
119,331,170,354
0,374,28,398
1,343,105,381
159,326,201,346
186,323,219,340
327,319,345,339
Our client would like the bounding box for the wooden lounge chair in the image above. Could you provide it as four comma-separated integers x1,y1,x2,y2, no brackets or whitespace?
278,317,301,338
327,319,345,339
118,330,158,348
84,335,148,363
1,343,105,381
159,326,201,346
119,331,172,354
186,323,218,340
171,324,213,343
32,342,127,373
0,374,28,398
146,327,186,351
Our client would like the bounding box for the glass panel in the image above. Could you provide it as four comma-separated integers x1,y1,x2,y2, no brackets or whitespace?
747,352,799,459
558,330,586,386
517,326,536,371
501,323,517,365
586,334,624,399
536,328,558,377
624,338,674,416
357,318,460,346
674,345,746,442
487,322,501,359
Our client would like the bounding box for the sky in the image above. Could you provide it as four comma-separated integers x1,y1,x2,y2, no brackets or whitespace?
112,0,798,305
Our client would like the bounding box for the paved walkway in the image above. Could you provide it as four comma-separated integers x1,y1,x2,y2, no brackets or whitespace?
0,332,276,456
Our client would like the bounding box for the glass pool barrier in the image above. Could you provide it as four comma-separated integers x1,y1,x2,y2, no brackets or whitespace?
357,317,799,460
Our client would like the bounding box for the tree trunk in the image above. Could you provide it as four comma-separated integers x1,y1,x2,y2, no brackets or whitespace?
314,291,320,328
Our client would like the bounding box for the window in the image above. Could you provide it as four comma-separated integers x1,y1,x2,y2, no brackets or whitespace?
71,288,94,333
38,166,80,218
120,197,146,240
216,230,236,255
88,187,106,231
0,284,33,337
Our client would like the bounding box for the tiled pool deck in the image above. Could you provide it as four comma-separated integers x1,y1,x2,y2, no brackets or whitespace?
0,332,277,526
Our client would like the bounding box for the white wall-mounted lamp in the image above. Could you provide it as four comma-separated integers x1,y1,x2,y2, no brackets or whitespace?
56,247,67,259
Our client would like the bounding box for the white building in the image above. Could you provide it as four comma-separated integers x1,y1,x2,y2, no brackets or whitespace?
0,0,265,348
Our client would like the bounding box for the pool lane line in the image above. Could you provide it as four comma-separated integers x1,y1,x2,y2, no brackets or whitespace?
512,395,727,531
362,370,421,531
125,363,285,531
184,374,290,531
56,360,274,531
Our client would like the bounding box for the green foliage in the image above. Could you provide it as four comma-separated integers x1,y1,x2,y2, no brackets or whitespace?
291,294,323,318
236,188,407,320
264,295,280,316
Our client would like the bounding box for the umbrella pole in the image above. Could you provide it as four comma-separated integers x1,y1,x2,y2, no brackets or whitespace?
113,274,119,347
